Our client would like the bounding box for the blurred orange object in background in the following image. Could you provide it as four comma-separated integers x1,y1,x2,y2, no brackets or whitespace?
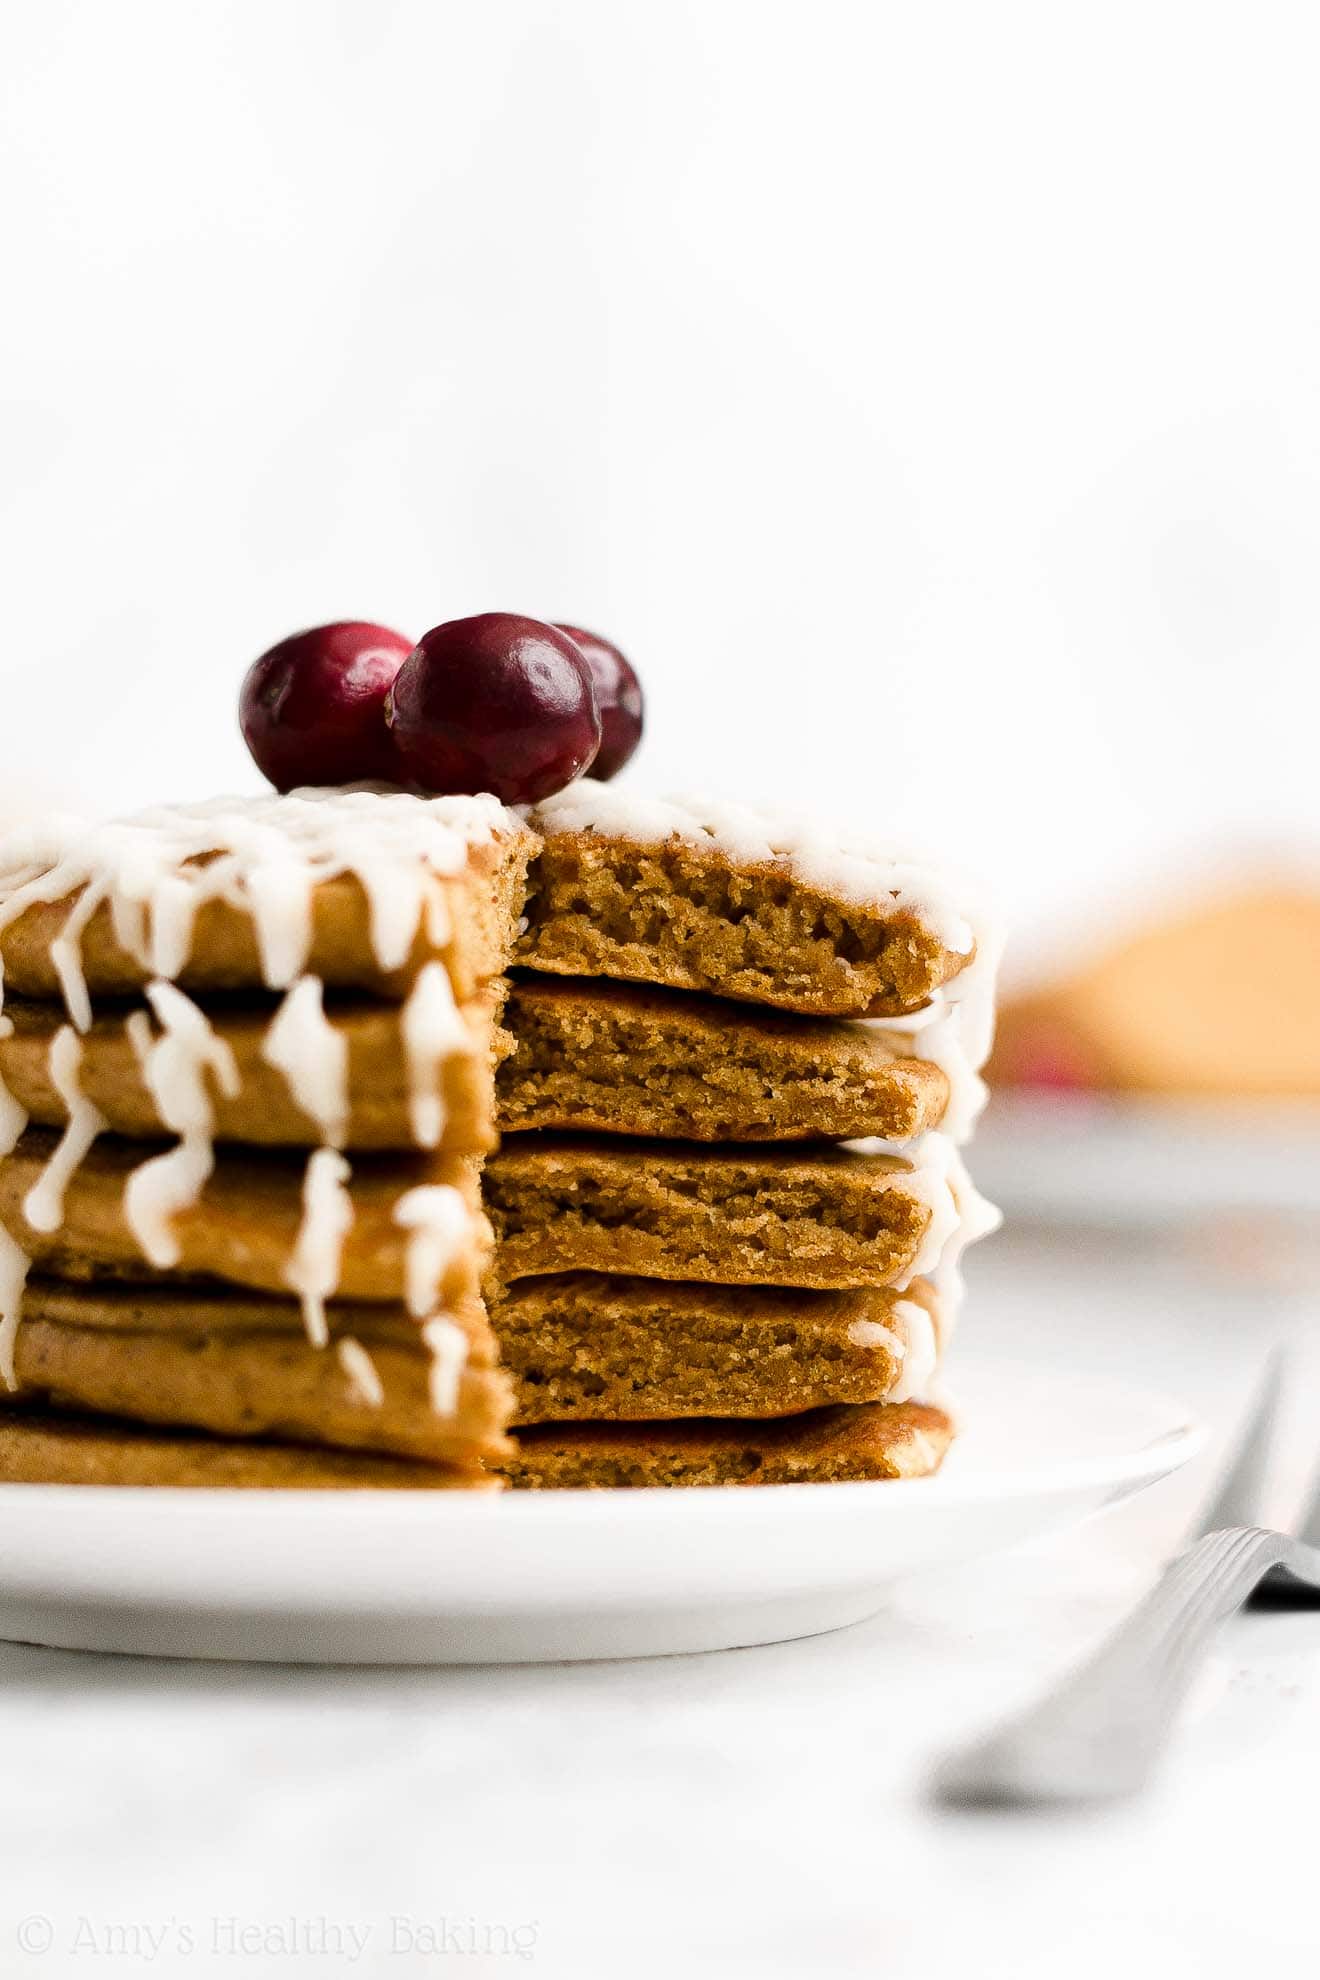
990,886,1320,1101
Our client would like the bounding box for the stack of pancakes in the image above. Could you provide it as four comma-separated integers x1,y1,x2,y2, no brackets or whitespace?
489,787,1001,1485
0,785,998,1490
0,794,535,1488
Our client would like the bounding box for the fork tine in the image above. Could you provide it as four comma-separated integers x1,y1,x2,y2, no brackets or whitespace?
1193,1345,1287,1537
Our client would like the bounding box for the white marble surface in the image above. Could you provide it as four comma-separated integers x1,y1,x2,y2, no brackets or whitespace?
2,1226,1317,1979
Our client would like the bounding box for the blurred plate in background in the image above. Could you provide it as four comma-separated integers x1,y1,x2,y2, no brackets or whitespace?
976,1094,1320,1228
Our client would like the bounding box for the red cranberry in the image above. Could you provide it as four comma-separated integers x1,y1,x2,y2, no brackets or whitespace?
385,614,601,804
1008,1023,1099,1093
555,625,644,780
240,621,412,791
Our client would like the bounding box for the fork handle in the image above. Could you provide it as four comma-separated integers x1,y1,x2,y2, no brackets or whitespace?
937,1527,1320,1805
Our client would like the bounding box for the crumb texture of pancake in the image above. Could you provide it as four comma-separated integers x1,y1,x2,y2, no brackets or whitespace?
519,830,971,1018
3,1278,512,1464
501,1398,954,1487
495,1272,941,1422
0,990,501,1154
497,976,949,1143
484,1135,947,1289
0,1407,492,1488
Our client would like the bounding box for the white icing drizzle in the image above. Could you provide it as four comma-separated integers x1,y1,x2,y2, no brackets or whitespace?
400,963,469,1150
392,1185,471,1319
337,1335,385,1408
531,780,987,957
420,1314,470,1416
844,1301,944,1405
847,1131,1002,1315
886,1299,940,1405
123,1137,212,1270
936,911,1006,1076
261,977,350,1148
884,1133,962,1283
875,995,989,1145
845,1308,941,1405
0,1222,30,1391
933,1150,1003,1316
134,981,241,1133
0,1016,28,1158
846,1317,905,1353
906,1428,940,1471
122,981,241,1269
22,1027,107,1233
0,1083,26,1159
0,788,518,1026
49,878,109,1033
847,1322,910,1370
284,1149,355,1349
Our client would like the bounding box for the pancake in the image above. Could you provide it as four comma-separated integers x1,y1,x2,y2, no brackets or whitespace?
483,1134,955,1289
0,1128,486,1310
502,1398,955,1487
495,1272,943,1421
0,793,535,1015
497,976,950,1142
519,785,980,1019
0,1406,493,1488
3,1277,511,1465
0,987,501,1154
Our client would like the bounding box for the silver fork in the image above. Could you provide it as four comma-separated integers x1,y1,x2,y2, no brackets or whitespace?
936,1353,1320,1806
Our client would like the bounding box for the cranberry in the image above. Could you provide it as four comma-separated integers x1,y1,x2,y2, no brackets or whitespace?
555,625,644,779
1008,1023,1099,1093
240,621,412,791
385,614,601,804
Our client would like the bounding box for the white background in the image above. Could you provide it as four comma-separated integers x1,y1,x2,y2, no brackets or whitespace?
4,0,1319,969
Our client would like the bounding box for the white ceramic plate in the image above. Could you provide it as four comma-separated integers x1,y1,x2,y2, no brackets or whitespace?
0,1357,1200,1665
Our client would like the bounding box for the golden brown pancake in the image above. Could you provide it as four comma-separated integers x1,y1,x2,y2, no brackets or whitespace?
518,824,972,1018
0,1128,486,1307
0,832,534,1006
497,976,949,1142
3,1277,511,1465
502,1399,955,1487
494,1272,942,1421
0,990,502,1154
484,1134,944,1289
0,1406,493,1488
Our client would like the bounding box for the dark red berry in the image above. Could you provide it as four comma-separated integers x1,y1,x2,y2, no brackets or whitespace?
385,614,601,804
1007,1022,1100,1094
240,621,412,791
554,625,644,780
